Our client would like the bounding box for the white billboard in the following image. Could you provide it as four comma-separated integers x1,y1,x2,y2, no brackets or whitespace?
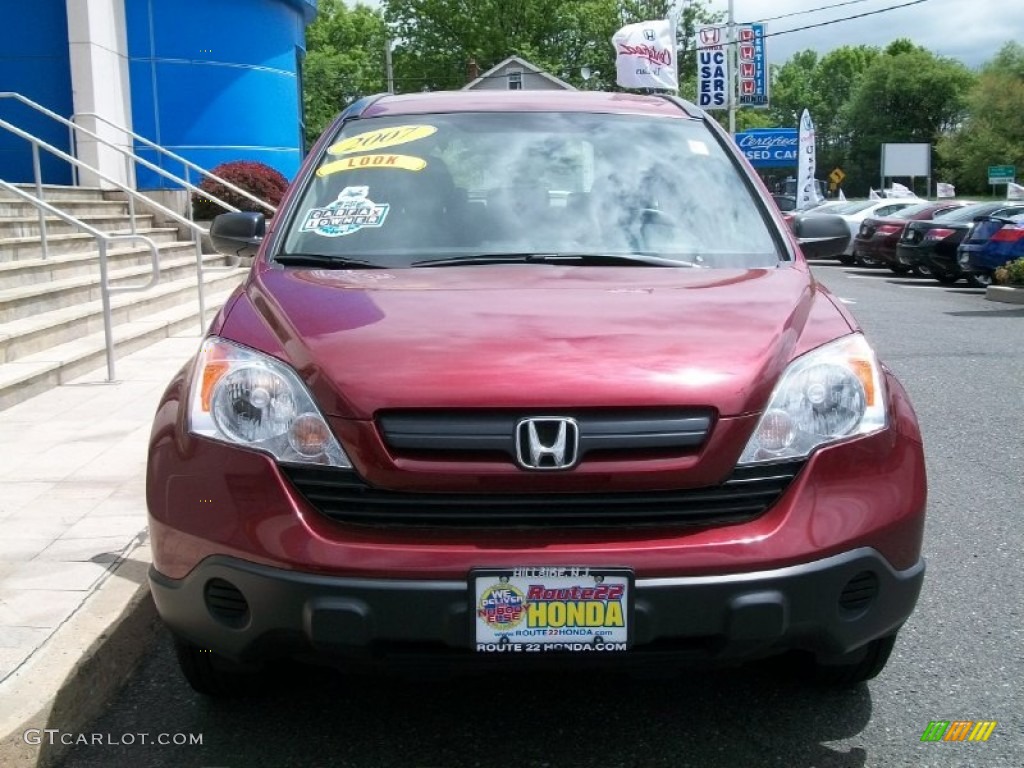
881,143,930,177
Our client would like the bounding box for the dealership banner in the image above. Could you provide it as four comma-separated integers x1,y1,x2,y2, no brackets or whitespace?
734,128,798,168
613,20,677,90
737,24,768,107
696,25,728,108
796,110,823,210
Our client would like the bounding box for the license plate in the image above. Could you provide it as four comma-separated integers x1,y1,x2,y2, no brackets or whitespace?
472,567,632,653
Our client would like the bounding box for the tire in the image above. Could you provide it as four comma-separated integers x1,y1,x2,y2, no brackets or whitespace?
837,253,856,265
888,264,910,275
934,271,960,285
813,634,897,687
966,272,992,288
855,251,881,267
913,263,932,277
173,637,265,697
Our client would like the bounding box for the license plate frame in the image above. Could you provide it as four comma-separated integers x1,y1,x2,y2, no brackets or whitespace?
471,567,633,654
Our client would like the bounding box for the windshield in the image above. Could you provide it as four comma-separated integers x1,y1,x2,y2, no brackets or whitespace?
280,112,781,268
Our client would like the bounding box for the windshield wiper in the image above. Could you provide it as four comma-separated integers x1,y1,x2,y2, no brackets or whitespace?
412,252,698,268
274,253,386,269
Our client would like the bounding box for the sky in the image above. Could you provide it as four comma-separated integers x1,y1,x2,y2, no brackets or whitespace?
702,0,1021,68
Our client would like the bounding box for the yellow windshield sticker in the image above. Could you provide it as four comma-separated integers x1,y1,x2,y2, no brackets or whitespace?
316,154,427,177
328,125,437,156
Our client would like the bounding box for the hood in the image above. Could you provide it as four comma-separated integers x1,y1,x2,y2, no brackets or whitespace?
227,264,850,419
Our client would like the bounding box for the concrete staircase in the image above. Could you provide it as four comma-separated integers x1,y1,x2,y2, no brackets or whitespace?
0,184,248,410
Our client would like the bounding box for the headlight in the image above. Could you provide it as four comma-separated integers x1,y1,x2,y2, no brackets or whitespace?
189,337,352,467
738,334,887,465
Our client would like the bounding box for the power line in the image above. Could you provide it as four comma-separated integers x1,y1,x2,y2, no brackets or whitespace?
757,0,935,42
752,0,879,24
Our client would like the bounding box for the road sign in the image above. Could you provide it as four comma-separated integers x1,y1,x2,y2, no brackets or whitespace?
988,165,1015,185
829,167,846,185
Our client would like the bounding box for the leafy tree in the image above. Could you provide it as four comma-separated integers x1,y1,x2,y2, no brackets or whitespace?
383,0,721,94
303,0,388,141
936,42,1024,194
840,42,974,194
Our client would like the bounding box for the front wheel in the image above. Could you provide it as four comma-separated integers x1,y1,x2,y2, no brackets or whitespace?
173,637,266,697
889,264,911,275
934,271,960,285
837,252,856,265
813,634,898,687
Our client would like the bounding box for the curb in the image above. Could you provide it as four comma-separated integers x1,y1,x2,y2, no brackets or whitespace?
0,543,161,768
985,285,1024,305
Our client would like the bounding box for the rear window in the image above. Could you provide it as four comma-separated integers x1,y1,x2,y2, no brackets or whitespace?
280,112,781,268
890,202,939,219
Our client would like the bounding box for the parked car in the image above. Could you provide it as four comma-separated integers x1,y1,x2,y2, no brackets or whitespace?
959,213,1024,287
146,90,926,696
853,201,969,273
830,199,922,264
958,213,1024,288
897,202,1024,284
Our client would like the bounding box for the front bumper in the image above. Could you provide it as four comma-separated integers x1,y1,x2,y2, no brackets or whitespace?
151,547,924,668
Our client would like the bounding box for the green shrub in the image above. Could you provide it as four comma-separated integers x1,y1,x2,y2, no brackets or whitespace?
192,161,288,220
993,257,1024,286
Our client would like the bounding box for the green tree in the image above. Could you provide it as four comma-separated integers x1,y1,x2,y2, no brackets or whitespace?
841,42,975,194
303,0,388,141
383,0,721,94
936,41,1024,194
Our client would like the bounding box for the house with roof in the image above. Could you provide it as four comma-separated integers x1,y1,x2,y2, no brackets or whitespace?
462,55,577,92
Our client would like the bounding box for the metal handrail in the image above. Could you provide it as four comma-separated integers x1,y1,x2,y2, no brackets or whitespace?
0,179,160,381
71,110,277,215
0,116,241,332
0,92,243,220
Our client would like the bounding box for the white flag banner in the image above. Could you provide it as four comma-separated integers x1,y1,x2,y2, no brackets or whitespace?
612,20,678,91
869,188,882,201
890,182,914,198
796,110,822,210
936,182,956,198
838,188,847,202
1007,181,1024,201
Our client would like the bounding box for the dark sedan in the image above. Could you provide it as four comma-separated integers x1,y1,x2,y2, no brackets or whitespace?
897,202,1024,283
853,201,969,273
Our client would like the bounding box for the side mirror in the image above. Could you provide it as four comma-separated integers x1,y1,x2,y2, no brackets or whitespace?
210,212,266,259
791,213,851,260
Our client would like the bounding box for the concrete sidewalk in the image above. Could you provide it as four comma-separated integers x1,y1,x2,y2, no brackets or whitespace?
0,331,203,767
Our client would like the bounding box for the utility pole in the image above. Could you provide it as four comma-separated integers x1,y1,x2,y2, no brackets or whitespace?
385,38,394,94
727,0,736,135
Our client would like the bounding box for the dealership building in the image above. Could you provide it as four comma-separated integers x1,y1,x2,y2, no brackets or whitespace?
0,0,317,188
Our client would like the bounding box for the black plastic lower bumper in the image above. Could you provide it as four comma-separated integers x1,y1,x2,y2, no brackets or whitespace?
150,548,924,668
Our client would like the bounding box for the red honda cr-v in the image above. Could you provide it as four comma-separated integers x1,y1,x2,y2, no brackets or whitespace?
146,91,926,695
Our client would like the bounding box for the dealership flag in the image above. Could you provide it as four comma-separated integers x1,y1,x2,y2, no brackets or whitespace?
796,110,823,210
838,188,847,201
612,20,678,90
1008,181,1024,201
937,182,956,198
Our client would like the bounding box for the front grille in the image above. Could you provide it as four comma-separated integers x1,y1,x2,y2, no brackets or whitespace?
377,409,714,464
280,461,804,529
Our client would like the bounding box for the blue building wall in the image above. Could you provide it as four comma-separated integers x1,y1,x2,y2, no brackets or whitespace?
127,0,317,188
0,0,74,184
